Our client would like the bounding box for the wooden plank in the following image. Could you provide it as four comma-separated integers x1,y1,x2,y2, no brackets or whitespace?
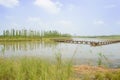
52,39,120,46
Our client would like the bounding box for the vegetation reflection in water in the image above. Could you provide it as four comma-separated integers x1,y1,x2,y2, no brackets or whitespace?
0,41,120,68
0,41,57,52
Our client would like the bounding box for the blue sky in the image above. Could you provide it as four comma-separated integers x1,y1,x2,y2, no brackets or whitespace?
0,0,120,36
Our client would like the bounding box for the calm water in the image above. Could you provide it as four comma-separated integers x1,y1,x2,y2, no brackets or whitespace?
0,38,120,68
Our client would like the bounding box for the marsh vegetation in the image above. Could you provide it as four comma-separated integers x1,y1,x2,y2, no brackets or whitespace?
0,29,71,41
0,29,120,80
0,55,72,80
0,56,120,80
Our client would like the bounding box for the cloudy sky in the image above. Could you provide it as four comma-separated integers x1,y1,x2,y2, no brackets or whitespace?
0,0,120,36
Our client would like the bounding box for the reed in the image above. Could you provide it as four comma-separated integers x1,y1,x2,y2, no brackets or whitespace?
0,53,120,80
0,55,73,80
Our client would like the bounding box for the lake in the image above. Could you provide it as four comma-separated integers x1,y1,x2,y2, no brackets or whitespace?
0,38,120,68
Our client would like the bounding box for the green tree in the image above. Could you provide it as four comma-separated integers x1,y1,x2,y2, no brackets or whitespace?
3,30,6,37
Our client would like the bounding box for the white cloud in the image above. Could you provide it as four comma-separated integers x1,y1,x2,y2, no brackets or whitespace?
104,4,117,9
93,20,104,25
34,0,62,14
0,0,19,8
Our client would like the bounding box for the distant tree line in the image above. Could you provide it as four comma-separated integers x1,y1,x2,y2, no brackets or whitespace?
1,29,71,38
43,30,71,37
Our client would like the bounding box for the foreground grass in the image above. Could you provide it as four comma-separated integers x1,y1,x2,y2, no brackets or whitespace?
0,56,120,80
0,56,72,80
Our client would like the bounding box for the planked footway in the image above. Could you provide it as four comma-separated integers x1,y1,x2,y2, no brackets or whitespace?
52,39,120,46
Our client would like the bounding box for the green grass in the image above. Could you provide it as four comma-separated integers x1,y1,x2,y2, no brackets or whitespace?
0,36,72,42
0,54,120,80
75,35,120,40
0,55,73,80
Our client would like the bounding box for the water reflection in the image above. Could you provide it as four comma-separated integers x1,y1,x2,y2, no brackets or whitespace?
0,41,57,52
0,39,120,68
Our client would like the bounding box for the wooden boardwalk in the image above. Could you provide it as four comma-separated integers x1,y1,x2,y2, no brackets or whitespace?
52,39,120,46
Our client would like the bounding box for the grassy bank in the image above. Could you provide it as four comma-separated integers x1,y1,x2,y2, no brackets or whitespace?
0,56,72,80
0,36,72,42
95,35,120,40
75,35,120,40
0,56,120,80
